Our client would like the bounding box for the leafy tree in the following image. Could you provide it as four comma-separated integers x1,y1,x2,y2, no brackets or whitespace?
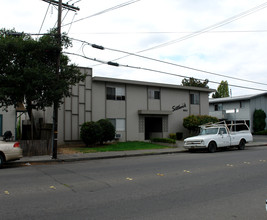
0,28,86,123
212,80,229,98
183,115,218,134
80,122,103,147
181,77,209,88
253,109,266,132
97,119,115,144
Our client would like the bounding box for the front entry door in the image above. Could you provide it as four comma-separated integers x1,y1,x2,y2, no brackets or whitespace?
145,117,163,140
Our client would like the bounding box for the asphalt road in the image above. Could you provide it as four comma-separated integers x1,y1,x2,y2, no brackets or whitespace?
1,146,267,220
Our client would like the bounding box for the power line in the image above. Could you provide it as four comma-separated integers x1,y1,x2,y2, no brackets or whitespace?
63,51,267,92
38,2,51,34
68,30,267,35
138,1,267,53
67,12,77,34
70,38,267,87
91,1,267,66
61,0,141,27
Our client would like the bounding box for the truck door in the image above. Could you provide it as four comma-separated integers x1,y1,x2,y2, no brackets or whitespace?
218,128,230,147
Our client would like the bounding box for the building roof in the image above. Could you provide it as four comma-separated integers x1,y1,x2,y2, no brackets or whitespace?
92,76,215,93
209,92,267,103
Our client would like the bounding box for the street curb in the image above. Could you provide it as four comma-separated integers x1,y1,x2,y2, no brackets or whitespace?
13,150,186,165
10,144,267,166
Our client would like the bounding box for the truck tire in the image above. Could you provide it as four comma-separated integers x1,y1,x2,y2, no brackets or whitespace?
238,139,246,150
208,142,217,153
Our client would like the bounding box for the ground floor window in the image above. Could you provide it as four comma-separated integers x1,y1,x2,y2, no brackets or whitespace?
109,118,125,131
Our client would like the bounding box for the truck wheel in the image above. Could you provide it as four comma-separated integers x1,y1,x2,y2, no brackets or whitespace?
238,139,246,150
208,142,217,153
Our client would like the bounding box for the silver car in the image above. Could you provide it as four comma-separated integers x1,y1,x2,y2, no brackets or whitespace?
0,141,23,168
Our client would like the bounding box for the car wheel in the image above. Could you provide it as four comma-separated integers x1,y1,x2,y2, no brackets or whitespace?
208,142,217,153
0,154,4,168
238,139,246,150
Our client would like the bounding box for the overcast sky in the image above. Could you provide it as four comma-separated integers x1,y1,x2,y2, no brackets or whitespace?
1,0,267,96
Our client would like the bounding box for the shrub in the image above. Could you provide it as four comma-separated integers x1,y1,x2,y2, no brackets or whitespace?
253,109,266,132
151,138,176,144
97,119,115,144
80,121,103,147
183,115,218,134
169,133,177,140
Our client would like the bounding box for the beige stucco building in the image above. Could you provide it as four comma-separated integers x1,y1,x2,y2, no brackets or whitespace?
52,67,214,144
0,67,214,144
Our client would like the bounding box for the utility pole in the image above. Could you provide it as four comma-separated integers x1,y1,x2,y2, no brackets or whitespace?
51,0,62,159
41,0,79,159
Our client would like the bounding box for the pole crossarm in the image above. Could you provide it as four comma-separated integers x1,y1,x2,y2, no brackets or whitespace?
41,0,80,12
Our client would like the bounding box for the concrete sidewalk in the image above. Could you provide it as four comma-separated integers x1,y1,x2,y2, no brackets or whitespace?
11,140,267,166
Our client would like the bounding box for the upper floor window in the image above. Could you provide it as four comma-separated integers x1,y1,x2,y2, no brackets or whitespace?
240,101,246,109
107,86,125,100
190,93,199,105
148,89,160,99
214,103,223,111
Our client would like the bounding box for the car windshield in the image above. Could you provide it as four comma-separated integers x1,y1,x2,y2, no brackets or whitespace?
199,128,218,135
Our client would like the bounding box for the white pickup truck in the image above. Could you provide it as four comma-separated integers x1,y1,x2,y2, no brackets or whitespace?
184,121,253,152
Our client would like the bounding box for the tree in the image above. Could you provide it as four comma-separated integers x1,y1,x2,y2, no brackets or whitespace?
253,109,266,132
183,115,218,134
0,29,86,137
97,119,115,144
212,80,229,98
181,77,209,88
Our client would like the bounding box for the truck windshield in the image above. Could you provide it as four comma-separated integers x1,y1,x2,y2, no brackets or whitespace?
199,128,218,135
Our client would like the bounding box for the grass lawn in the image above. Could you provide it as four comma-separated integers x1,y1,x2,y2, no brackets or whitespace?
72,141,173,153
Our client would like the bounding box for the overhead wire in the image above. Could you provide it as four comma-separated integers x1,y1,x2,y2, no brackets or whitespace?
91,1,267,66
63,51,267,92
70,38,267,87
69,30,267,35
138,1,267,53
71,0,82,4
67,12,77,34
38,3,51,35
61,0,141,27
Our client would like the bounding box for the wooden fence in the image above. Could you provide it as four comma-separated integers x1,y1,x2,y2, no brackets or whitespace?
20,140,52,157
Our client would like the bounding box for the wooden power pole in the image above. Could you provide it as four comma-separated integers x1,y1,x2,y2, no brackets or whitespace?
41,0,79,159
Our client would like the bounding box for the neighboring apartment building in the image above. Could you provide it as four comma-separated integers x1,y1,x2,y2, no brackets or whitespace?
209,92,267,131
1,67,214,144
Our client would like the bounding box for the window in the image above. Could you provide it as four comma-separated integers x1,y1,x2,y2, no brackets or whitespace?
240,101,245,108
214,103,223,111
107,86,125,100
219,128,227,134
148,89,160,99
109,118,125,131
190,93,199,105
